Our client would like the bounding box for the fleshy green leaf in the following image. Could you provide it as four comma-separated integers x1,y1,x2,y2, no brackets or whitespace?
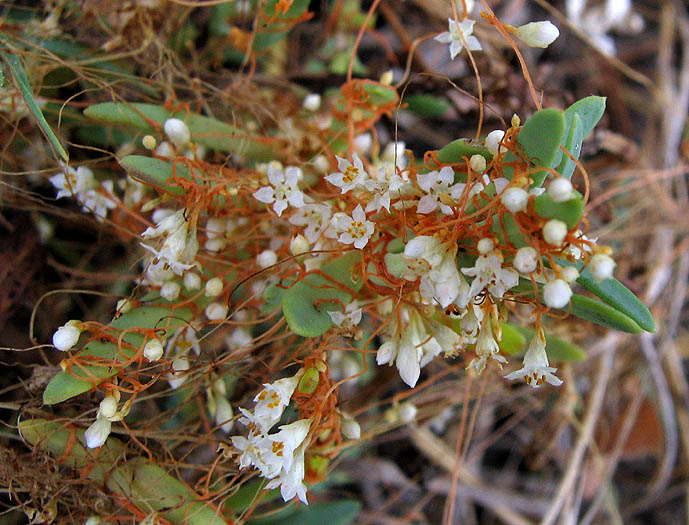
435,138,492,166
568,294,643,333
119,155,189,196
514,326,586,361
533,191,585,229
247,500,361,525
84,102,274,161
555,258,655,332
224,480,281,511
43,305,194,405
557,113,583,179
362,82,397,105
499,323,527,355
553,96,606,175
282,252,363,337
404,94,452,118
3,52,68,162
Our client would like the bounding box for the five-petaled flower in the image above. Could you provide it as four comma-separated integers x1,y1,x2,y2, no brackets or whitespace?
434,18,482,60
325,154,369,194
504,329,563,387
329,204,375,249
461,250,519,300
416,166,464,215
253,165,305,217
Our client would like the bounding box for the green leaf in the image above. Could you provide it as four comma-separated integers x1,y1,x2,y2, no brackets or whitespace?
362,82,397,105
43,305,194,405
499,323,526,355
568,294,643,333
404,94,451,118
247,500,361,525
282,252,363,337
502,108,566,185
435,138,492,166
555,258,655,333
513,326,586,361
3,52,68,162
224,480,281,511
84,102,274,161
120,155,189,196
492,212,528,248
20,419,225,524
533,191,585,229
557,113,583,179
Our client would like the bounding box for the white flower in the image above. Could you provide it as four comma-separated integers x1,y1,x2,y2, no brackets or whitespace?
467,316,506,374
325,153,368,193
590,254,616,281
461,251,519,299
435,18,482,60
329,205,374,249
365,166,406,213
50,164,117,221
240,374,301,433
52,320,82,351
84,418,111,448
403,236,468,308
141,209,198,275
513,21,560,48
416,166,461,215
543,278,572,308
253,165,305,217
289,202,332,243
168,355,190,389
505,329,562,387
302,93,321,111
328,303,363,336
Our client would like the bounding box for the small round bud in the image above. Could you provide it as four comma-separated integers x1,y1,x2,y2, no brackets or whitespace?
163,118,190,147
485,130,505,155
561,266,580,283
543,279,572,308
52,321,82,352
205,277,223,297
511,114,521,127
155,141,175,157
302,94,321,111
398,402,418,423
84,418,111,449
590,254,616,281
470,154,487,173
183,272,201,290
85,517,102,525
379,69,394,85
514,247,539,273
548,177,574,202
143,339,164,361
341,417,361,440
290,234,310,256
160,281,181,301
313,154,329,173
205,302,228,321
477,238,495,255
501,187,529,213
116,298,133,315
257,249,278,268
542,219,568,246
205,237,227,252
99,396,118,420
514,21,560,48
214,396,234,433
142,135,157,150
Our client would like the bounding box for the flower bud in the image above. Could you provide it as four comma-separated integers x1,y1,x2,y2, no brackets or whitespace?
485,130,505,155
290,234,310,256
590,254,616,281
116,298,133,315
257,249,278,268
163,118,190,147
160,281,181,301
205,277,223,297
52,321,82,352
501,187,529,213
142,135,157,150
398,402,418,423
469,154,486,173
183,272,201,290
205,302,228,321
155,141,175,157
542,219,568,246
514,247,539,273
214,396,234,433
143,339,164,361
548,177,574,202
341,416,361,440
84,418,111,448
543,278,572,308
477,237,494,255
302,94,321,111
514,21,560,48
561,266,580,283
98,396,118,419
168,356,190,389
